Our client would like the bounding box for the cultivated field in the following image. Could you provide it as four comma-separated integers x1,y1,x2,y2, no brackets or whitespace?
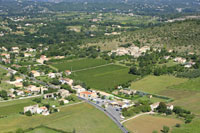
124,115,182,133
131,75,187,94
0,102,121,133
70,64,138,89
49,58,110,71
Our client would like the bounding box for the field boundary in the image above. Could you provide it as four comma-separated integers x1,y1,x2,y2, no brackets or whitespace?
72,63,114,72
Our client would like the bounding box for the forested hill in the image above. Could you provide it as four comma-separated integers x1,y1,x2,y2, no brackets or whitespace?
92,20,200,53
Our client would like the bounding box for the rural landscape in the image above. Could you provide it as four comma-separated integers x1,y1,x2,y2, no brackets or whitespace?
0,0,200,133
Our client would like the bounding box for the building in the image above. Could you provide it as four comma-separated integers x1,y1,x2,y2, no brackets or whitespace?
36,55,49,64
167,104,174,110
12,47,19,53
24,53,32,57
97,91,113,99
59,78,73,86
58,89,70,98
27,85,40,93
78,91,98,99
119,89,137,95
65,70,71,76
31,70,40,77
150,102,160,111
72,85,86,93
44,93,54,99
24,104,39,114
174,57,186,64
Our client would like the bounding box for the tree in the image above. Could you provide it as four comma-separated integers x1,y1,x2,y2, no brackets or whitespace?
0,90,8,100
60,100,64,105
161,126,170,133
10,74,15,81
25,111,32,116
16,128,24,133
157,102,167,113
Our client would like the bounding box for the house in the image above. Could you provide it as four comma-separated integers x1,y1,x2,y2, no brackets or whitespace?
150,102,160,111
37,106,48,114
24,104,39,114
36,55,49,64
119,89,137,95
72,85,86,93
24,53,32,57
59,99,69,104
31,70,40,77
2,47,7,51
26,48,36,52
12,47,19,53
174,57,186,64
97,91,113,99
1,53,10,59
78,91,98,99
27,85,40,93
44,93,54,99
59,78,73,86
15,77,23,82
12,64,21,69
65,70,71,76
16,90,24,96
167,104,174,110
48,72,56,78
164,56,170,60
14,82,23,88
41,87,48,94
58,89,70,98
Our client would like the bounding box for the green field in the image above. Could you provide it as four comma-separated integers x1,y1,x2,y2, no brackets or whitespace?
131,75,187,94
169,77,200,91
0,102,121,133
124,115,182,133
70,64,138,89
0,98,36,116
49,58,110,71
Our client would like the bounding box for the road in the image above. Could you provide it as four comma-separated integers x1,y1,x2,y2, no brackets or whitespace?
78,97,129,133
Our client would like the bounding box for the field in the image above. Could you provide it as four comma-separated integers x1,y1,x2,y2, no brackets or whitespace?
0,98,36,116
131,75,200,115
49,58,110,71
70,64,138,89
0,102,121,133
172,118,200,133
124,115,183,133
131,75,187,94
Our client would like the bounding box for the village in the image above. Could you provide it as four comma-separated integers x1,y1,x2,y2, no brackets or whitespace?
0,45,196,119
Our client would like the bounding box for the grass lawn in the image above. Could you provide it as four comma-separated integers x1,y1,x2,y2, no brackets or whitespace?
124,115,183,133
49,58,110,71
131,75,187,94
70,64,138,90
27,127,60,133
172,118,200,133
0,102,121,133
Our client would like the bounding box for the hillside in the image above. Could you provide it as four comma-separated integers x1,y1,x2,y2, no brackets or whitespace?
89,19,200,53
